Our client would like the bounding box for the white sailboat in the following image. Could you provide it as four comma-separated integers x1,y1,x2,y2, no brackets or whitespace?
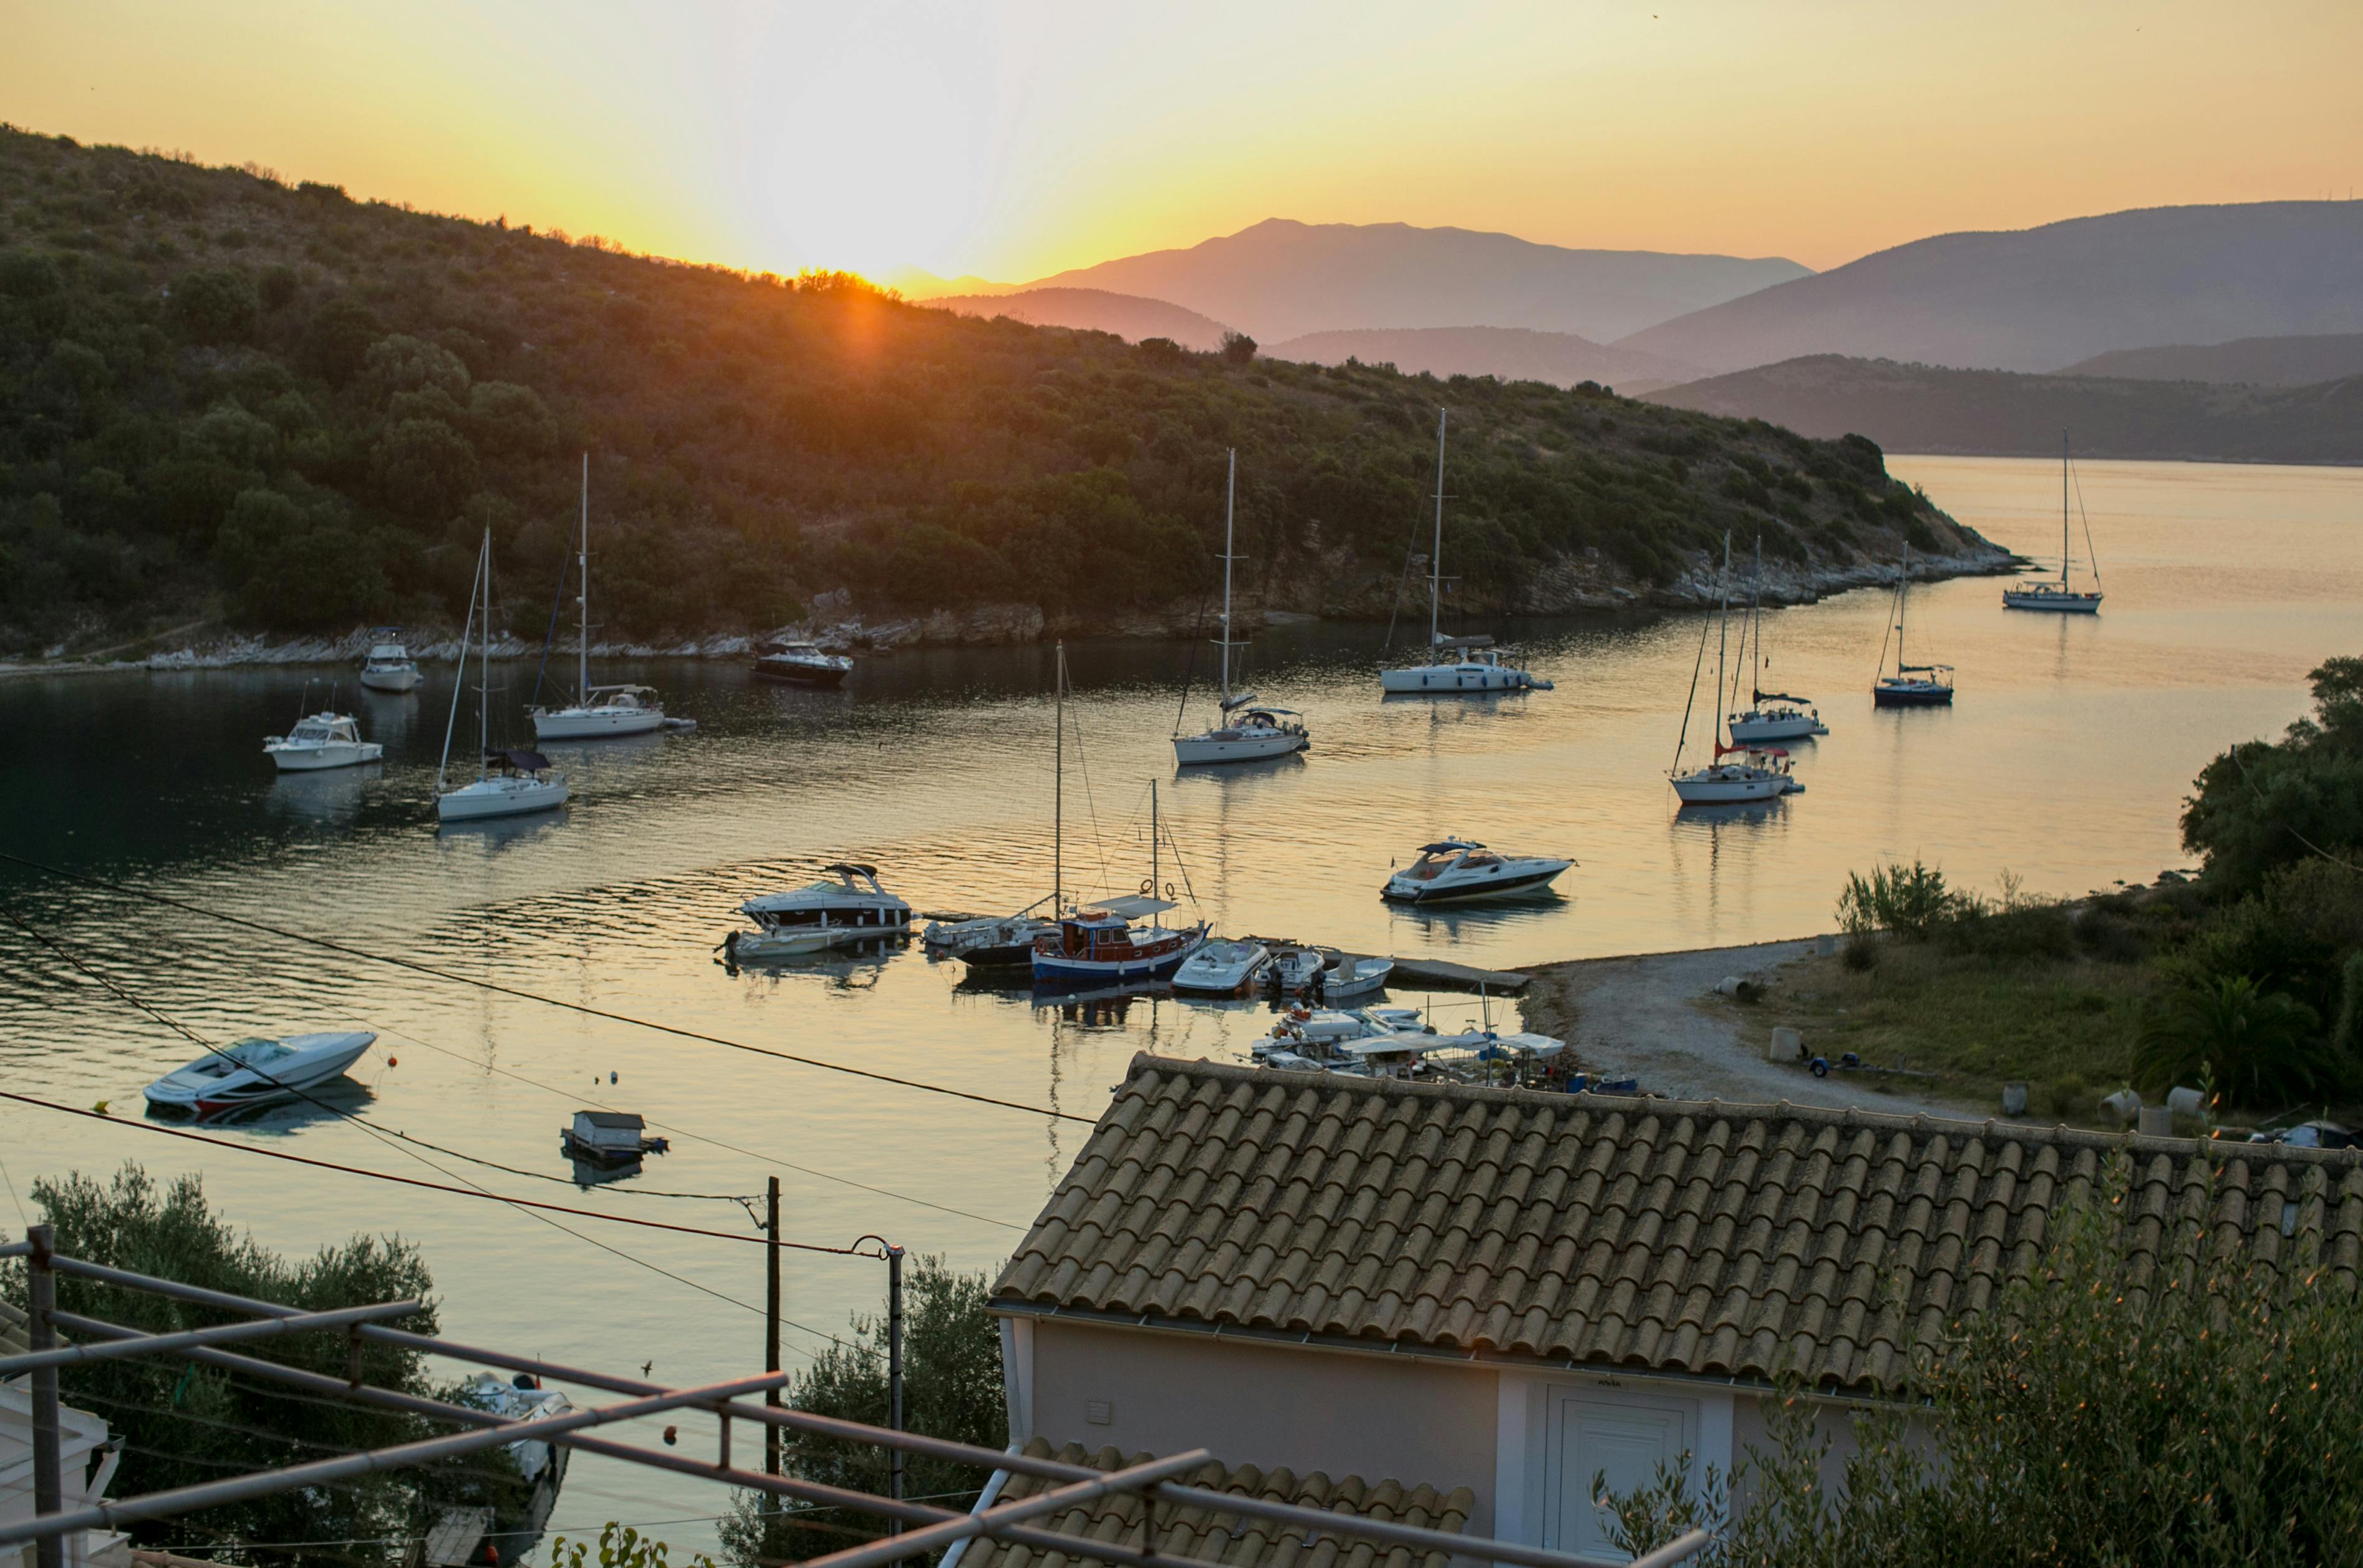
1671,535,1802,805
532,455,669,740
437,530,569,823
1725,536,1828,743
1174,450,1309,765
1379,409,1549,695
2003,431,2104,613
1873,543,1956,706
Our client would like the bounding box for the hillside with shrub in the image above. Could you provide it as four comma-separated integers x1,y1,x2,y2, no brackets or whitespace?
0,126,1993,656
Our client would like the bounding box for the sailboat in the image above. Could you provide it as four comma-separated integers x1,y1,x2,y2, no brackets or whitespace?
1174,450,1309,765
1726,535,1828,743
531,455,669,740
437,530,570,823
2003,432,2104,613
1671,535,1803,805
1378,409,1549,695
933,643,1072,970
1872,543,1955,706
1030,780,1209,986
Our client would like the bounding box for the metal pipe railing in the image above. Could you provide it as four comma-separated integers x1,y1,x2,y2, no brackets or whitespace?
0,1298,422,1376
798,1449,1215,1568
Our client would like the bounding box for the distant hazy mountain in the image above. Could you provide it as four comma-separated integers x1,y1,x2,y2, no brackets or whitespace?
2060,332,2363,386
1620,202,2363,375
1647,354,2363,463
916,287,1234,351
1016,218,1810,345
1264,325,1703,394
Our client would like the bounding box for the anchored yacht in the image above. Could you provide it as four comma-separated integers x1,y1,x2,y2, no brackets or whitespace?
264,712,383,772
437,529,569,823
143,1031,376,1115
753,640,853,687
728,863,912,959
1873,544,1955,707
2003,432,2104,614
1381,839,1572,903
532,457,670,740
1379,410,1549,695
1175,451,1312,765
357,631,420,693
1723,538,1827,743
1673,535,1807,803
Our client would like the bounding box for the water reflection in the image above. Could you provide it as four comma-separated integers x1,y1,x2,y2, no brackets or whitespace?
143,1074,375,1131
266,763,382,825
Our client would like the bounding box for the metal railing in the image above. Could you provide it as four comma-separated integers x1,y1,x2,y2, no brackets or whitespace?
2,1227,1708,1568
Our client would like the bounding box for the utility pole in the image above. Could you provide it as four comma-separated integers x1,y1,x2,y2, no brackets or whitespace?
886,1244,905,1532
764,1178,783,1564
30,1223,62,1568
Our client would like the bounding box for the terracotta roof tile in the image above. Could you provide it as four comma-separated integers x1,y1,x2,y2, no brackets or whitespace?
993,1057,2363,1393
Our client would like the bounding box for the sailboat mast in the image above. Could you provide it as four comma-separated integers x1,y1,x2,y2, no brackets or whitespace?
1897,543,1911,672
1713,534,1732,747
2060,429,2071,588
1429,408,1447,651
1219,448,1235,704
1053,642,1065,910
437,537,484,796
477,526,491,779
1149,778,1160,901
1746,534,1763,705
577,452,589,702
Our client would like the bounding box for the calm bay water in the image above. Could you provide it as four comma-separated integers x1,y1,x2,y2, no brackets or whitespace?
2,455,2357,1549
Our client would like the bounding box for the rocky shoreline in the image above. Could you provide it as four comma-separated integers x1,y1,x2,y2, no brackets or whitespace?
4,536,2016,677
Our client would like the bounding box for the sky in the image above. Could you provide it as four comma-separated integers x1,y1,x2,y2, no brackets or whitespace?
5,0,2358,283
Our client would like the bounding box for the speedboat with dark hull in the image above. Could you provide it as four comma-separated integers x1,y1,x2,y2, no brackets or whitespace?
1381,840,1572,904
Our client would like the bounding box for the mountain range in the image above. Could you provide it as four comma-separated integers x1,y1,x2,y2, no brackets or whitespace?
2059,332,2363,386
1261,326,1700,394
916,286,1234,352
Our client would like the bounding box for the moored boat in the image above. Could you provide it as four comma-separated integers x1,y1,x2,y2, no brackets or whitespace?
1724,537,1828,743
357,631,420,692
532,457,670,740
264,711,383,772
753,639,853,686
729,862,912,957
1380,839,1572,903
1379,410,1550,695
1873,543,1955,706
437,530,570,823
1032,896,1208,986
1172,939,1270,994
143,1030,375,1115
2004,432,2104,614
1175,450,1312,765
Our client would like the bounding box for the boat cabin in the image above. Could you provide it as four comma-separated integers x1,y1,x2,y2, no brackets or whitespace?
1398,840,1499,883
582,684,657,711
282,714,361,746
1038,895,1189,961
740,862,912,932
563,1110,666,1163
364,642,410,665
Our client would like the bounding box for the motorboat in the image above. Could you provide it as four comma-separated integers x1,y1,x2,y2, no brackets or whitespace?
440,749,569,822
1175,450,1313,765
263,712,382,772
1671,745,1802,805
1258,1004,1425,1057
731,863,912,956
1265,947,1328,995
1723,536,1827,743
448,1372,573,1563
1172,939,1270,994
930,912,1060,971
143,1030,375,1115
437,529,569,823
1378,409,1551,696
2004,433,2104,613
753,639,853,686
1873,543,1955,707
532,459,670,740
1381,839,1572,903
357,631,420,693
1323,956,1394,1000
1031,896,1207,986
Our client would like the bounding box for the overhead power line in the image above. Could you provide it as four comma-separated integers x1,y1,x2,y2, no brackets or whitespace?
0,850,1095,1124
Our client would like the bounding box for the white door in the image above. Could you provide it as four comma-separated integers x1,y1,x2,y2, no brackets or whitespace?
1544,1387,1698,1561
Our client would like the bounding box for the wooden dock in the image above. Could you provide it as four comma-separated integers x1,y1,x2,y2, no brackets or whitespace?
1250,937,1534,995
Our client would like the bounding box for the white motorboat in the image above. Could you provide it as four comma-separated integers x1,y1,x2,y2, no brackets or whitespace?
1266,947,1327,995
1172,939,1270,994
1873,543,1955,707
1723,537,1827,743
533,457,670,740
1673,534,1809,804
1381,839,1572,903
731,863,912,956
263,712,382,772
753,640,853,686
143,1030,375,1115
2004,432,2104,614
1175,450,1312,766
357,630,420,693
437,530,569,823
1323,956,1394,1000
1379,409,1550,695
928,911,1059,971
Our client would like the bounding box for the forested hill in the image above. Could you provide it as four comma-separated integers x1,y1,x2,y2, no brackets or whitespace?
0,127,1991,656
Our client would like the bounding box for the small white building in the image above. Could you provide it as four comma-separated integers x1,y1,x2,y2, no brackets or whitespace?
2,1302,131,1568
992,1057,2362,1562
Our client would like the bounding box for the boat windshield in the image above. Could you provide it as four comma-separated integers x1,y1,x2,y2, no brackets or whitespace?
290,723,330,742
367,646,407,661
223,1038,294,1066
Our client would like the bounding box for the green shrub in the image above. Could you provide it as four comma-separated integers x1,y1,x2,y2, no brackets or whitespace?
165,264,258,343
1837,859,1958,941
2135,974,2322,1105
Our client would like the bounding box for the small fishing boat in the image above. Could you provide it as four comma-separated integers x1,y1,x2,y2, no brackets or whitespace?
753,639,853,686
1724,537,1827,743
931,912,1059,970
1032,896,1207,986
143,1031,376,1115
728,863,912,957
559,1110,669,1164
1265,947,1328,995
1323,956,1395,1000
1175,451,1312,765
532,458,671,740
263,711,382,772
1380,411,1549,695
437,530,569,823
1172,939,1270,994
2003,432,2104,614
1381,839,1572,903
1873,544,1955,706
357,630,420,693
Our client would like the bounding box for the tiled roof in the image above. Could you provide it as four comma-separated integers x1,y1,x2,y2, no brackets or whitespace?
992,1056,2363,1393
958,1440,1472,1568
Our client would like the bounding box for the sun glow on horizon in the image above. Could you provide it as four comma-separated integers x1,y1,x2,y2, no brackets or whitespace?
7,0,2359,286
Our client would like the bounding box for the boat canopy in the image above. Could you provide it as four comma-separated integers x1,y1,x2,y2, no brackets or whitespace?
1754,690,1813,704
587,684,659,696
1897,664,1953,674
823,861,880,878
1416,839,1484,854
487,748,554,772
1431,634,1495,649
1071,894,1174,921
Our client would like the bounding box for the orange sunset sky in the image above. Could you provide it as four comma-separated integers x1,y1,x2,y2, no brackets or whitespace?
7,0,2358,282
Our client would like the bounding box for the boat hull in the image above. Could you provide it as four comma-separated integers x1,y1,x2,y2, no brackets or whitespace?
1872,685,1955,707
1671,773,1788,804
1381,864,1568,903
358,668,419,692
267,742,384,772
1172,942,1270,993
438,776,570,821
531,706,668,740
1726,715,1826,743
1172,729,1308,765
143,1031,375,1111
753,661,849,687
1380,664,1539,694
1032,928,1207,985
2003,590,2102,613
